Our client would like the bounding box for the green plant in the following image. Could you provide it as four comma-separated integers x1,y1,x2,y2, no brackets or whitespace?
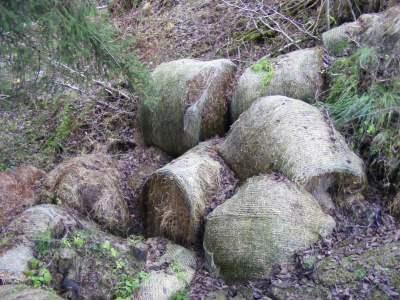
325,47,400,191
127,235,144,246
251,58,275,90
45,102,76,153
34,230,53,256
169,289,188,300
114,271,149,300
354,267,367,280
100,240,119,258
0,163,8,172
25,259,52,288
170,260,187,282
71,232,86,248
0,0,150,100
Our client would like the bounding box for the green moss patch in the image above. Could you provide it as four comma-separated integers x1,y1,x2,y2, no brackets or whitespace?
251,58,274,91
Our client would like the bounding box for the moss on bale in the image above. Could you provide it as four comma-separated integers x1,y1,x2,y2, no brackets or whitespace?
142,141,236,246
230,47,325,121
140,58,236,156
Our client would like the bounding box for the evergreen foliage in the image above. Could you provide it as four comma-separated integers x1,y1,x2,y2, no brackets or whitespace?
0,0,149,99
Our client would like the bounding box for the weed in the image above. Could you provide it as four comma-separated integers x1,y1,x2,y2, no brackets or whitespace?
127,235,144,246
251,57,274,91
114,271,149,300
354,267,367,280
169,289,188,300
325,47,400,191
100,240,119,258
34,230,53,256
330,39,350,56
170,260,187,282
0,163,8,172
45,102,76,154
25,259,52,288
71,232,86,248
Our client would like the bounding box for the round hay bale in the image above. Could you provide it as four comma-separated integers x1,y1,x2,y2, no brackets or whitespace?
43,154,130,234
135,240,196,300
140,58,236,156
323,6,400,57
203,174,336,282
0,165,45,228
142,141,236,246
0,204,80,283
230,48,325,121
220,96,366,212
322,21,362,56
0,284,63,300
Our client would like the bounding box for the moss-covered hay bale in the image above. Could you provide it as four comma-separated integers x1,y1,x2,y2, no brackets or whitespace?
203,174,336,282
220,96,366,212
0,284,63,300
142,141,236,246
230,47,325,121
141,58,236,156
43,154,130,234
323,5,400,57
0,205,80,283
135,241,196,300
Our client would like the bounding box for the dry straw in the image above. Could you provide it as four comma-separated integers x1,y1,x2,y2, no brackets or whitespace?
142,141,234,246
44,154,130,234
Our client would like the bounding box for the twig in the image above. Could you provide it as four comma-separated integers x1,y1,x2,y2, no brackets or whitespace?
93,80,131,100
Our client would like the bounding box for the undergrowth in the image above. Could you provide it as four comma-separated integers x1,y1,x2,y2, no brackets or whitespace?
26,228,148,299
325,47,400,192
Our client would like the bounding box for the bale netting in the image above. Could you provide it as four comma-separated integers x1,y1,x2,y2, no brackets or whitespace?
141,140,237,246
323,6,400,57
140,58,236,156
43,154,130,234
203,174,336,282
220,96,366,212
135,241,196,300
0,284,63,300
230,47,325,121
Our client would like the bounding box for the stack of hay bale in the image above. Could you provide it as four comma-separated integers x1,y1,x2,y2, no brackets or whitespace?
140,55,366,281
